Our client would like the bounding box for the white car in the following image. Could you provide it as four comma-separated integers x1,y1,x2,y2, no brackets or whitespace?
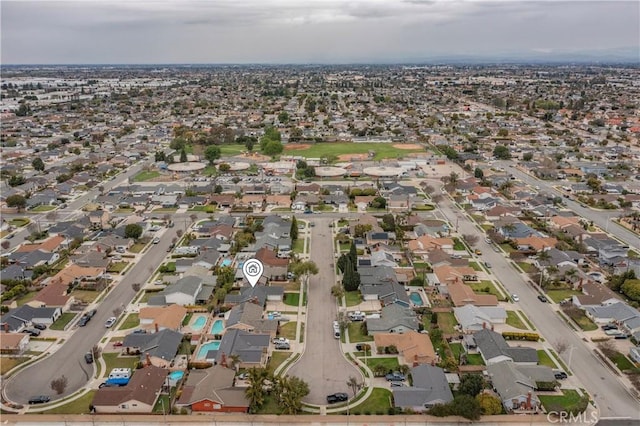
152,237,160,244
105,317,117,328
511,294,520,302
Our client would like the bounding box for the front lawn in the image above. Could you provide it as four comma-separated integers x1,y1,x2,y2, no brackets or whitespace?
267,351,292,374
468,261,483,271
283,292,300,307
517,262,535,273
360,356,399,373
41,390,96,414
129,243,146,253
292,238,305,254
0,357,29,375
453,238,466,251
539,389,587,415
350,388,392,415
106,261,129,274
30,205,56,212
546,289,581,303
15,291,37,306
50,313,77,331
345,291,361,307
469,280,502,298
436,312,458,334
119,313,140,330
70,289,100,304
562,306,598,331
537,350,558,368
101,353,139,377
278,321,297,340
506,311,527,330
605,350,640,372
348,322,373,343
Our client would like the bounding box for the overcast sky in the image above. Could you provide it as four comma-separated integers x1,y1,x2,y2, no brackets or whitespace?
1,0,638,64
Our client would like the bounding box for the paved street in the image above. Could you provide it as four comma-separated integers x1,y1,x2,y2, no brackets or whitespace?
435,184,640,420
287,217,362,405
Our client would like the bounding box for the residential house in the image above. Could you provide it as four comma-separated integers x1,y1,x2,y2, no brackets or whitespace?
392,365,453,412
206,329,271,369
89,210,110,230
433,264,479,284
0,305,61,332
148,276,215,306
254,247,289,279
407,235,454,255
223,286,284,307
472,329,538,365
0,331,30,354
366,304,420,335
446,282,499,307
122,329,183,368
453,305,507,332
629,347,640,364
373,331,437,366
572,282,620,308
91,365,167,413
513,236,558,253
225,302,279,337
486,361,542,413
138,304,187,332
176,365,249,413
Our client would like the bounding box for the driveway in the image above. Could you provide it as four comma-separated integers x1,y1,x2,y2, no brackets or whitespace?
287,217,362,405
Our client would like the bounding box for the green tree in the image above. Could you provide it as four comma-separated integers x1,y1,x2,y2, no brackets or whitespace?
290,216,298,241
452,394,482,420
32,157,45,172
245,367,269,413
262,140,284,156
349,240,357,268
204,145,221,164
522,152,533,161
497,128,509,137
155,151,166,162
278,111,290,123
493,145,511,159
621,279,640,302
290,261,319,280
218,163,231,172
370,196,387,209
5,194,27,211
7,175,26,187
459,373,485,397
476,393,503,415
275,375,309,414
474,167,484,179
180,148,188,162
124,223,143,240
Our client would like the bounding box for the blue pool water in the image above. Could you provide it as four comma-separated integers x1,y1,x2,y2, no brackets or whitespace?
410,292,424,307
210,319,225,335
191,315,207,331
169,371,184,381
197,341,221,359
221,259,232,267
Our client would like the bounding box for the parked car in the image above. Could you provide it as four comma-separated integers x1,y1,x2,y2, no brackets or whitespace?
484,262,492,268
385,372,406,382
99,382,125,388
355,343,370,352
272,337,289,345
152,237,160,244
32,323,47,330
390,382,404,387
475,249,482,255
23,328,40,337
105,317,117,328
86,309,97,318
511,294,520,302
601,324,617,331
132,329,147,334
84,352,94,364
537,295,548,303
28,395,50,404
553,370,568,380
78,316,90,327
326,393,348,404
275,342,290,350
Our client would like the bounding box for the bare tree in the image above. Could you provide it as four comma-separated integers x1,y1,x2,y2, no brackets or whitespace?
1,240,10,250
112,306,123,318
431,194,443,203
346,376,361,397
51,375,68,394
92,345,102,360
462,234,479,246
132,282,141,292
176,229,184,238
555,340,568,355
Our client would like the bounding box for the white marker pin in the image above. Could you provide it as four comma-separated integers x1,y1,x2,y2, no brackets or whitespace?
242,259,264,288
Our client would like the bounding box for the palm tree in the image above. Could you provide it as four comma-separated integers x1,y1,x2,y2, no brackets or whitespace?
228,354,241,371
346,376,361,398
245,367,269,413
448,171,459,190
373,364,388,377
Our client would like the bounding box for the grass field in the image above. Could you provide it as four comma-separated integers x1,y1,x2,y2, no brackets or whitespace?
132,170,161,182
350,388,392,414
50,313,77,331
283,292,300,307
278,322,297,340
119,313,140,330
506,311,527,329
546,289,581,303
284,142,423,161
537,350,558,368
101,353,138,378
219,144,247,156
41,390,96,414
268,351,292,374
348,322,373,343
345,291,361,307
0,357,29,375
30,205,56,212
437,312,458,334
361,357,400,373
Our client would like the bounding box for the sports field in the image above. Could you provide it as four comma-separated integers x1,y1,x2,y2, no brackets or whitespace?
283,142,424,160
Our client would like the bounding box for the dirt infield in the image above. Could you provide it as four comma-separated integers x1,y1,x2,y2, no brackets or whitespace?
393,143,423,150
284,143,312,151
338,153,369,161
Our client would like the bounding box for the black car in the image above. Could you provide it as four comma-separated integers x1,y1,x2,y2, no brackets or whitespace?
78,316,90,327
84,352,94,364
32,323,47,330
28,395,50,404
23,328,40,337
86,309,97,318
326,393,349,404
553,370,568,380
601,324,617,331
355,343,371,352
537,295,548,303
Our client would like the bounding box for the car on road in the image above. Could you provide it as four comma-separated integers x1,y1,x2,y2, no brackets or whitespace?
152,237,160,244
86,309,97,318
553,370,568,380
326,393,348,404
385,372,406,382
105,317,117,328
84,352,94,364
537,295,548,303
511,294,520,302
484,262,492,268
28,395,50,404
474,249,482,255
78,316,90,327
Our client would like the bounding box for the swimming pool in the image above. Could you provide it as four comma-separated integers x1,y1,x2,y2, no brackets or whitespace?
220,258,232,267
169,371,184,381
210,319,225,335
197,340,221,359
410,292,424,307
191,315,207,331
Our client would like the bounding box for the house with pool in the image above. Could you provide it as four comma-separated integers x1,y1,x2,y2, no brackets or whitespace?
138,304,187,332
122,329,183,368
197,329,271,369
225,302,279,338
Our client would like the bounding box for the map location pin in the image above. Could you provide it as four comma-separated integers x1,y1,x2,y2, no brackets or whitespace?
242,259,264,288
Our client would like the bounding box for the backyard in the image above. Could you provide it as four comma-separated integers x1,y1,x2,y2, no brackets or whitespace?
436,312,459,334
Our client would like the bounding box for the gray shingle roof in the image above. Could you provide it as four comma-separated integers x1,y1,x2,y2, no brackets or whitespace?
393,365,453,409
122,329,182,362
473,329,538,363
214,329,270,364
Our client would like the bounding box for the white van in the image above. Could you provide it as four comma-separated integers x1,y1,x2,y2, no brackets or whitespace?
109,368,132,379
